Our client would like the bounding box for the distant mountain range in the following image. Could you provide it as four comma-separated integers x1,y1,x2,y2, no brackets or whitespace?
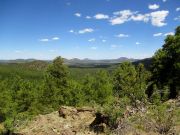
0,57,152,69
64,57,139,65
0,59,37,63
0,57,139,65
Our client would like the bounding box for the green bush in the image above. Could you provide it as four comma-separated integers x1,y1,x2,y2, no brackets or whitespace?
103,97,131,128
147,104,176,134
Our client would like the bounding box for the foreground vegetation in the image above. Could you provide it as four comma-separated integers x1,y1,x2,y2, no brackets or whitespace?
0,26,179,134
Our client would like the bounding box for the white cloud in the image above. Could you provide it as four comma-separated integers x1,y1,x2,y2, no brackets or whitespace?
39,38,49,42
153,32,174,37
150,10,169,27
136,42,141,45
74,13,81,17
148,4,160,10
174,16,180,21
116,34,129,38
162,0,167,2
176,7,180,12
131,14,149,22
39,37,60,42
78,28,94,34
164,32,174,36
86,16,91,19
69,29,74,33
102,39,106,42
88,38,95,42
113,10,136,16
109,9,169,27
153,33,163,37
110,10,135,25
52,37,59,40
91,46,97,50
94,13,109,19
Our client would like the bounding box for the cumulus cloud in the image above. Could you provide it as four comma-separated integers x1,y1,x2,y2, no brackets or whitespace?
94,13,109,19
88,38,95,42
110,10,135,25
52,37,59,40
148,4,160,10
164,32,174,36
78,28,94,34
153,33,163,37
150,10,169,27
109,10,169,27
162,0,167,2
74,13,81,17
39,38,49,42
176,7,180,12
116,34,129,38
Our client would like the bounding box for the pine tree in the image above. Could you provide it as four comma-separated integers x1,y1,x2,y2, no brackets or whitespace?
93,70,113,105
113,62,148,106
82,70,113,105
151,26,180,98
42,56,69,108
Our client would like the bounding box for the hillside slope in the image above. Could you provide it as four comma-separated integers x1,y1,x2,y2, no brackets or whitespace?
13,102,180,135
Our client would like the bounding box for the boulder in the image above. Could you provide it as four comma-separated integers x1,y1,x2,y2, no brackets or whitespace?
58,106,77,118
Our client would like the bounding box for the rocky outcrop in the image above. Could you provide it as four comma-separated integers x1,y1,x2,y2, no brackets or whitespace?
58,106,95,119
14,106,106,135
13,102,180,135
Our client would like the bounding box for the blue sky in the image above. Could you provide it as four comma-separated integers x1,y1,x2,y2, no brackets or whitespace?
0,0,180,60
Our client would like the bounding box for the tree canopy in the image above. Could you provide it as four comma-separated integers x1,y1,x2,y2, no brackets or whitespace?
151,26,180,98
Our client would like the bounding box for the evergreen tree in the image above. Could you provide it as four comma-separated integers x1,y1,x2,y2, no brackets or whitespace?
42,56,69,108
113,62,148,106
93,70,113,105
82,70,113,105
151,26,180,98
113,62,137,97
67,80,84,106
136,63,150,102
82,74,95,104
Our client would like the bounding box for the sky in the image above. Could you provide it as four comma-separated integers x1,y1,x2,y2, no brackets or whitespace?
0,0,180,60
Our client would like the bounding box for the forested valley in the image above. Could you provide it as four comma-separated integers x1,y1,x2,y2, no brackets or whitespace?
0,26,180,135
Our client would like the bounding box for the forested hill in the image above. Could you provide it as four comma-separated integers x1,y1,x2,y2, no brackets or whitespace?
0,57,152,73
